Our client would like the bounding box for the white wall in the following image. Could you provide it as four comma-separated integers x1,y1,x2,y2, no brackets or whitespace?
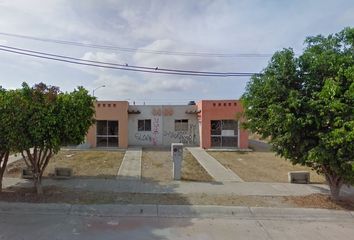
128,105,200,146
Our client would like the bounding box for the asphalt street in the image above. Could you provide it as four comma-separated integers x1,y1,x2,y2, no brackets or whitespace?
0,203,353,240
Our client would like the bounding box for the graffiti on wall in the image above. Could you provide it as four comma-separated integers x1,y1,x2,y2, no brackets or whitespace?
163,131,192,144
152,117,160,145
134,133,152,142
163,123,198,144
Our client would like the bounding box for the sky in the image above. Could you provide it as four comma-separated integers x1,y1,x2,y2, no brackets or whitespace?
0,0,353,104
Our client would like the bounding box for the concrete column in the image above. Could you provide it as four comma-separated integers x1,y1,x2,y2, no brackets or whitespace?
171,143,183,180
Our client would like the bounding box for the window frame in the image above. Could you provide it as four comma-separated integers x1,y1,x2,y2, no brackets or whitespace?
210,120,238,148
96,120,119,147
138,119,152,131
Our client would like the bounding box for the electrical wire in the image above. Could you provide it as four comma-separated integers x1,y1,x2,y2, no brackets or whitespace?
0,45,256,77
0,31,273,58
0,45,255,75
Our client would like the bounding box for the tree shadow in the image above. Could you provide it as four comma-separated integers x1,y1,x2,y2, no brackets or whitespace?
1,174,196,239
1,146,202,240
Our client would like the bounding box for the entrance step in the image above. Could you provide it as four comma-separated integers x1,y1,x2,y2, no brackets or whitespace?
187,147,243,182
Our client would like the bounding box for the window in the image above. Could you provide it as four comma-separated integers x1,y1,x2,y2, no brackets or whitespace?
210,120,238,148
138,119,151,131
175,119,188,131
96,120,119,147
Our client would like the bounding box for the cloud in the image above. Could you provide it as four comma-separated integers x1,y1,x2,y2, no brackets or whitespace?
0,39,8,45
93,73,199,99
0,0,353,103
133,39,219,71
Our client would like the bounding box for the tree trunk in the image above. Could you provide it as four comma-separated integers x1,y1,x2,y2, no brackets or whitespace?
23,148,53,195
328,182,342,201
324,171,343,201
34,177,43,195
0,151,9,193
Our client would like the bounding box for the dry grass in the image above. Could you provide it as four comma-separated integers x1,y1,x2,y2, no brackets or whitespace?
141,148,213,182
3,187,353,210
44,150,125,178
284,194,354,210
141,148,173,182
5,150,125,178
209,151,325,183
181,150,213,182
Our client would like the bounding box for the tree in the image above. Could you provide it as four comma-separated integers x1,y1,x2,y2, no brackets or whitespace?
242,27,354,200
15,83,95,194
0,89,26,191
0,88,11,192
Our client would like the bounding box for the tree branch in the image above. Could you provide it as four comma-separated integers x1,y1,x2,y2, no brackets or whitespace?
21,152,31,169
0,152,9,179
39,149,52,179
39,148,49,170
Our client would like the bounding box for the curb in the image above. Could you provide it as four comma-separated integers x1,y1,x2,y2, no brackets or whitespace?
0,202,353,221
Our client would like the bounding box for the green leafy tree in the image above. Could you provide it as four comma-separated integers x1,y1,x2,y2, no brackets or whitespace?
242,28,354,200
0,88,26,191
15,83,95,194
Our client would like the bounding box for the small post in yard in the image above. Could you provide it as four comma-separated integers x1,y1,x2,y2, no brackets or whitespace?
171,143,183,180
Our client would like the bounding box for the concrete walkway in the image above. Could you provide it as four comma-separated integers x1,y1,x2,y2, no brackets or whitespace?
6,177,354,198
187,147,243,182
116,147,142,180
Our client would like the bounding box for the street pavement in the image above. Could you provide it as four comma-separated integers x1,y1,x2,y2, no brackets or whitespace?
0,202,353,240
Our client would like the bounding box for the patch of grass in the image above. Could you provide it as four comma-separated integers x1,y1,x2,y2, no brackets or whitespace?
141,149,173,182
181,150,213,182
5,150,125,178
44,151,125,178
141,148,213,182
210,151,325,183
4,186,352,210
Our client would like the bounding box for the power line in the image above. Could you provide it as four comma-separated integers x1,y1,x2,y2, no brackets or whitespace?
0,45,255,75
0,31,273,58
0,45,256,77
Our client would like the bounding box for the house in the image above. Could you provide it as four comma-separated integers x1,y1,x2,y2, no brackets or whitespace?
86,99,248,149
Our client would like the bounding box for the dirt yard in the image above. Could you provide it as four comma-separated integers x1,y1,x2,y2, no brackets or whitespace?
5,150,125,178
141,148,212,182
209,141,325,183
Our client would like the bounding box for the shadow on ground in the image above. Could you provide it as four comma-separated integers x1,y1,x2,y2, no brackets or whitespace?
0,175,195,240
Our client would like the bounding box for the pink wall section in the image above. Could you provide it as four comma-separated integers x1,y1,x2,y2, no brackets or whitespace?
197,100,248,149
86,101,129,148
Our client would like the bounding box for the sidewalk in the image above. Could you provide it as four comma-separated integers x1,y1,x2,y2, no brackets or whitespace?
0,201,353,220
6,176,354,197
